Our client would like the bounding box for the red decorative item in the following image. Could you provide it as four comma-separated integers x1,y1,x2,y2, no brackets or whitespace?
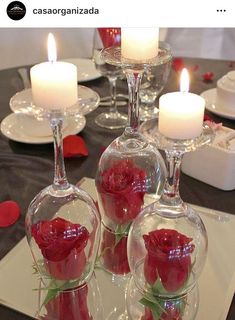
0,200,20,227
204,114,213,122
204,114,223,130
172,58,185,73
96,159,146,225
143,229,195,292
98,28,121,48
202,72,214,82
32,218,89,280
41,284,92,320
100,227,130,275
191,65,199,72
63,135,88,158
141,306,182,320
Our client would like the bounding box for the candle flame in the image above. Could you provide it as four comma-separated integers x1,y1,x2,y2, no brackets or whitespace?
180,68,189,93
47,33,57,63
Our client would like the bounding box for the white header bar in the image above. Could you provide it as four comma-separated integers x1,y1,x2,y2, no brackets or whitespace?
0,0,234,28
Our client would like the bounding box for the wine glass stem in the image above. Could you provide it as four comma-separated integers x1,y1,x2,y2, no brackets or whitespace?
50,115,69,189
108,76,118,113
125,69,143,132
162,150,184,205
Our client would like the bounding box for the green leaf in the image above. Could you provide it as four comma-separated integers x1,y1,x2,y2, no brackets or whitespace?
43,288,59,307
139,297,161,320
151,276,168,295
115,223,131,245
32,261,92,310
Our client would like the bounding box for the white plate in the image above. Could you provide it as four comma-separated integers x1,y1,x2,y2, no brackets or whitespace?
0,113,86,144
61,58,101,82
201,88,235,120
9,86,100,116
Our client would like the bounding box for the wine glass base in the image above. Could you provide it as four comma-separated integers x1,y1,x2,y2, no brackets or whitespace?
139,105,159,121
95,112,128,129
139,119,215,152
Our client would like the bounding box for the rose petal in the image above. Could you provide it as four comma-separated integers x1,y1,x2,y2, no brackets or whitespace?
63,135,88,158
101,228,130,274
204,115,223,130
143,229,194,292
204,114,214,122
0,200,20,227
172,58,185,72
97,159,146,224
202,72,214,82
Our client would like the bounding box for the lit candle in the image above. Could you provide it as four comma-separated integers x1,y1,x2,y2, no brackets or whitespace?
30,33,77,110
121,28,159,60
159,68,205,140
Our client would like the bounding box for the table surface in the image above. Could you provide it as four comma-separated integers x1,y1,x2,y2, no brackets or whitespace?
0,57,234,320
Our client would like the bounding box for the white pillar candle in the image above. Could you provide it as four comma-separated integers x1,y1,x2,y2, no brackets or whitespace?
159,69,205,140
121,28,159,60
30,33,77,110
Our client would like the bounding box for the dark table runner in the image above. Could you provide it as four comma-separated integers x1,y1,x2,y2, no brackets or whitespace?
0,57,234,319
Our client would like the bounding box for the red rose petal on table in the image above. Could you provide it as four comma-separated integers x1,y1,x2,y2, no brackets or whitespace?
202,72,214,82
63,135,88,158
0,201,20,227
172,58,185,72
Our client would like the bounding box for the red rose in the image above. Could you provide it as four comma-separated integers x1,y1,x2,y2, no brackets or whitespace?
143,229,194,292
32,218,89,280
97,159,146,225
100,227,130,275
141,306,182,320
98,28,121,48
41,284,92,320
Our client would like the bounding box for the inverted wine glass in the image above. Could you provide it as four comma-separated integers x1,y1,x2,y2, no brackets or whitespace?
25,34,101,300
128,121,215,299
92,28,128,129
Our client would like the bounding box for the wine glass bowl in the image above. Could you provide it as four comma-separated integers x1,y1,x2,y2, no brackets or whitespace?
127,201,208,298
25,180,101,289
25,113,101,295
92,28,128,129
127,124,214,299
95,128,167,278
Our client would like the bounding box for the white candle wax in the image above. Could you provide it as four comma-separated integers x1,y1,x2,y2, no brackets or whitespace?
121,28,159,60
159,92,205,140
30,33,77,110
30,62,77,110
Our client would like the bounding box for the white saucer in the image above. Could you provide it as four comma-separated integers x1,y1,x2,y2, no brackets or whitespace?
201,88,235,120
9,86,100,117
61,58,101,82
0,113,86,144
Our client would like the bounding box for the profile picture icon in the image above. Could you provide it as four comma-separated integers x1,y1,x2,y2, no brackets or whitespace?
7,1,26,20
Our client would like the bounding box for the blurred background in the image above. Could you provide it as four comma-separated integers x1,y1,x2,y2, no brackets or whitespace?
0,28,235,70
